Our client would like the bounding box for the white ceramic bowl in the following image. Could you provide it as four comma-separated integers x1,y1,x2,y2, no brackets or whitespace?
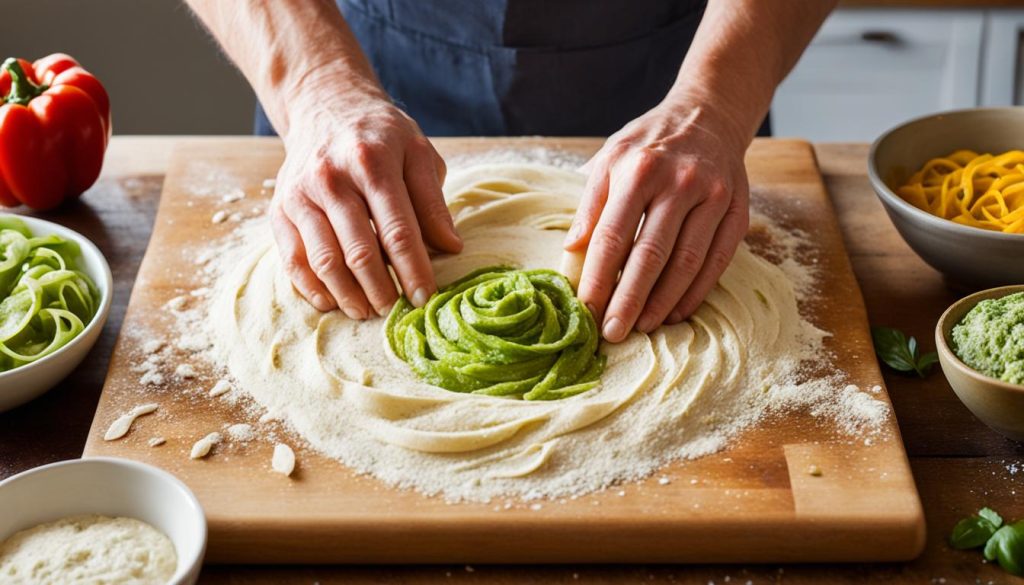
0,214,113,411
0,457,207,585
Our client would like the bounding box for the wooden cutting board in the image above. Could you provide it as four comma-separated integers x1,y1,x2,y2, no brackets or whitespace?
83,137,925,564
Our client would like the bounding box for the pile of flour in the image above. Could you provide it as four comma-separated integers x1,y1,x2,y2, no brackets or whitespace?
129,149,892,503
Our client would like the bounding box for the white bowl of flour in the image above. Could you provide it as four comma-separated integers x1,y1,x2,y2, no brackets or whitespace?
0,457,206,584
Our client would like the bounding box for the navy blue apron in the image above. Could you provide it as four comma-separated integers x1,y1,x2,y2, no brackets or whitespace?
255,0,771,137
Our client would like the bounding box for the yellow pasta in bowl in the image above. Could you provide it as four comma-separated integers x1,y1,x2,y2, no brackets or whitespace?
869,107,1024,287
896,149,1024,234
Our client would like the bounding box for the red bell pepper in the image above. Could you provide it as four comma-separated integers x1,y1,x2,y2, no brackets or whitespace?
0,54,111,210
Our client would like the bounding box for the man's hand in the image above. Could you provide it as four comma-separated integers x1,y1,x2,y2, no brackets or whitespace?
270,85,462,319
563,100,750,342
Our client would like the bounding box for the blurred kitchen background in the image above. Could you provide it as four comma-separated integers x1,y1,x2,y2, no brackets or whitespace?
3,1,1023,141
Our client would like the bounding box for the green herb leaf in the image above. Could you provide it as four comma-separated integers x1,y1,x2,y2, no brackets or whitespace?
871,326,937,378
983,522,1024,576
979,507,1004,528
951,516,1000,550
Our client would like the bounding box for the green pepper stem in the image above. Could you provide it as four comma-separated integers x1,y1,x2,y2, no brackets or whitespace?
2,58,48,106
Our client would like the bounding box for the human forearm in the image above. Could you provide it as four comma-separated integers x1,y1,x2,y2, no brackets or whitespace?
666,0,837,146
184,0,385,137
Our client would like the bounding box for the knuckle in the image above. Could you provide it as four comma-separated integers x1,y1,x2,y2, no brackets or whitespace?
351,140,385,171
377,221,420,256
629,148,660,175
707,248,734,272
613,290,645,316
308,159,337,189
308,248,342,277
592,224,630,253
642,296,674,321
631,238,670,270
343,242,378,271
673,246,704,275
577,278,606,305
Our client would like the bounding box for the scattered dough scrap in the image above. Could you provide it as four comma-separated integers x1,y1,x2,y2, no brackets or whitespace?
272,444,296,477
103,404,159,441
209,379,232,398
148,437,166,447
211,210,228,224
190,432,222,459
222,189,245,203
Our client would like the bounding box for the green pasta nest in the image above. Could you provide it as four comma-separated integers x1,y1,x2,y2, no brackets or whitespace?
0,218,99,372
386,266,605,401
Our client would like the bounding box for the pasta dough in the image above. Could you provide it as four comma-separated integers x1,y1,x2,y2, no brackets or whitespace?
209,163,830,500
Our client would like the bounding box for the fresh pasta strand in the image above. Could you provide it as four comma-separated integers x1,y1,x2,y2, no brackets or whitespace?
896,149,1024,234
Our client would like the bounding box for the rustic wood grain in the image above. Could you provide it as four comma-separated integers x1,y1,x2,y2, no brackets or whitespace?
79,137,922,564
1,139,1021,582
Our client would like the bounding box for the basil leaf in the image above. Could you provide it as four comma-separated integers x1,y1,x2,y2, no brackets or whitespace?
983,522,1024,576
871,327,917,372
951,516,998,550
871,327,938,378
979,507,1004,528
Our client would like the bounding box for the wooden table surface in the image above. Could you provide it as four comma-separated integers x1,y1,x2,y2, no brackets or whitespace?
1,137,1022,584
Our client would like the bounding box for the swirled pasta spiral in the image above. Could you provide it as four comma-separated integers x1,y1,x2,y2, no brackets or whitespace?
0,218,99,371
385,266,605,401
896,149,1024,233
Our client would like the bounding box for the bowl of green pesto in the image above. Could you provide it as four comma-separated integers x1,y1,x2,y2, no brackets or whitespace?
937,285,1024,441
0,214,112,412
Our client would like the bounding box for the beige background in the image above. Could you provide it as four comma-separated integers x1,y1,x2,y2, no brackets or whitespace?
1,0,256,134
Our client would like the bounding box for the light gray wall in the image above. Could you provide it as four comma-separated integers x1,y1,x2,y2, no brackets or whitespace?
1,0,256,135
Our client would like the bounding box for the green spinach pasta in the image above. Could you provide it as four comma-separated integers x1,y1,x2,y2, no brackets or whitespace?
0,218,99,372
386,266,605,401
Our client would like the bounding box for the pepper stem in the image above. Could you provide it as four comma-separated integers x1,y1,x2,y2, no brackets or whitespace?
2,58,47,106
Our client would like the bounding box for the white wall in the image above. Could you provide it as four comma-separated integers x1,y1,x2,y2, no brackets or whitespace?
1,0,256,135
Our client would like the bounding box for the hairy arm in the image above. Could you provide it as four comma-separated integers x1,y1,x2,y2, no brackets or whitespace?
186,0,460,318
565,0,836,342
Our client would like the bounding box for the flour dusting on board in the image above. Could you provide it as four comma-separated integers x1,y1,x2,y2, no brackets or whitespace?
121,149,892,501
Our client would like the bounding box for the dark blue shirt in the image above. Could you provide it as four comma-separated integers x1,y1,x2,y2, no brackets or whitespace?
256,1,772,137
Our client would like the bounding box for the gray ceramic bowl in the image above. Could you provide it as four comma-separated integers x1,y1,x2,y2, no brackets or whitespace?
869,107,1024,287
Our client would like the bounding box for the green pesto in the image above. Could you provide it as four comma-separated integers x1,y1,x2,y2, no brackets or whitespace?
0,217,99,372
952,292,1024,385
385,266,605,401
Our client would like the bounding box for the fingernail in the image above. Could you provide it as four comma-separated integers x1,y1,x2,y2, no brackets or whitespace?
310,293,332,312
636,313,657,333
342,304,368,320
411,287,431,308
667,310,684,324
603,317,625,341
376,300,396,317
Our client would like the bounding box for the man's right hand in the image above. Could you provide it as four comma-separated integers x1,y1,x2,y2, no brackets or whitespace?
270,84,462,319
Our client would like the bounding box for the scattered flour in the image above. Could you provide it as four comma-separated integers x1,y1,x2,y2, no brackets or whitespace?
0,515,176,585
226,423,255,442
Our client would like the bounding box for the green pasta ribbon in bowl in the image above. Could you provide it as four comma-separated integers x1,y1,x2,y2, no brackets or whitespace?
386,266,606,401
0,217,99,372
